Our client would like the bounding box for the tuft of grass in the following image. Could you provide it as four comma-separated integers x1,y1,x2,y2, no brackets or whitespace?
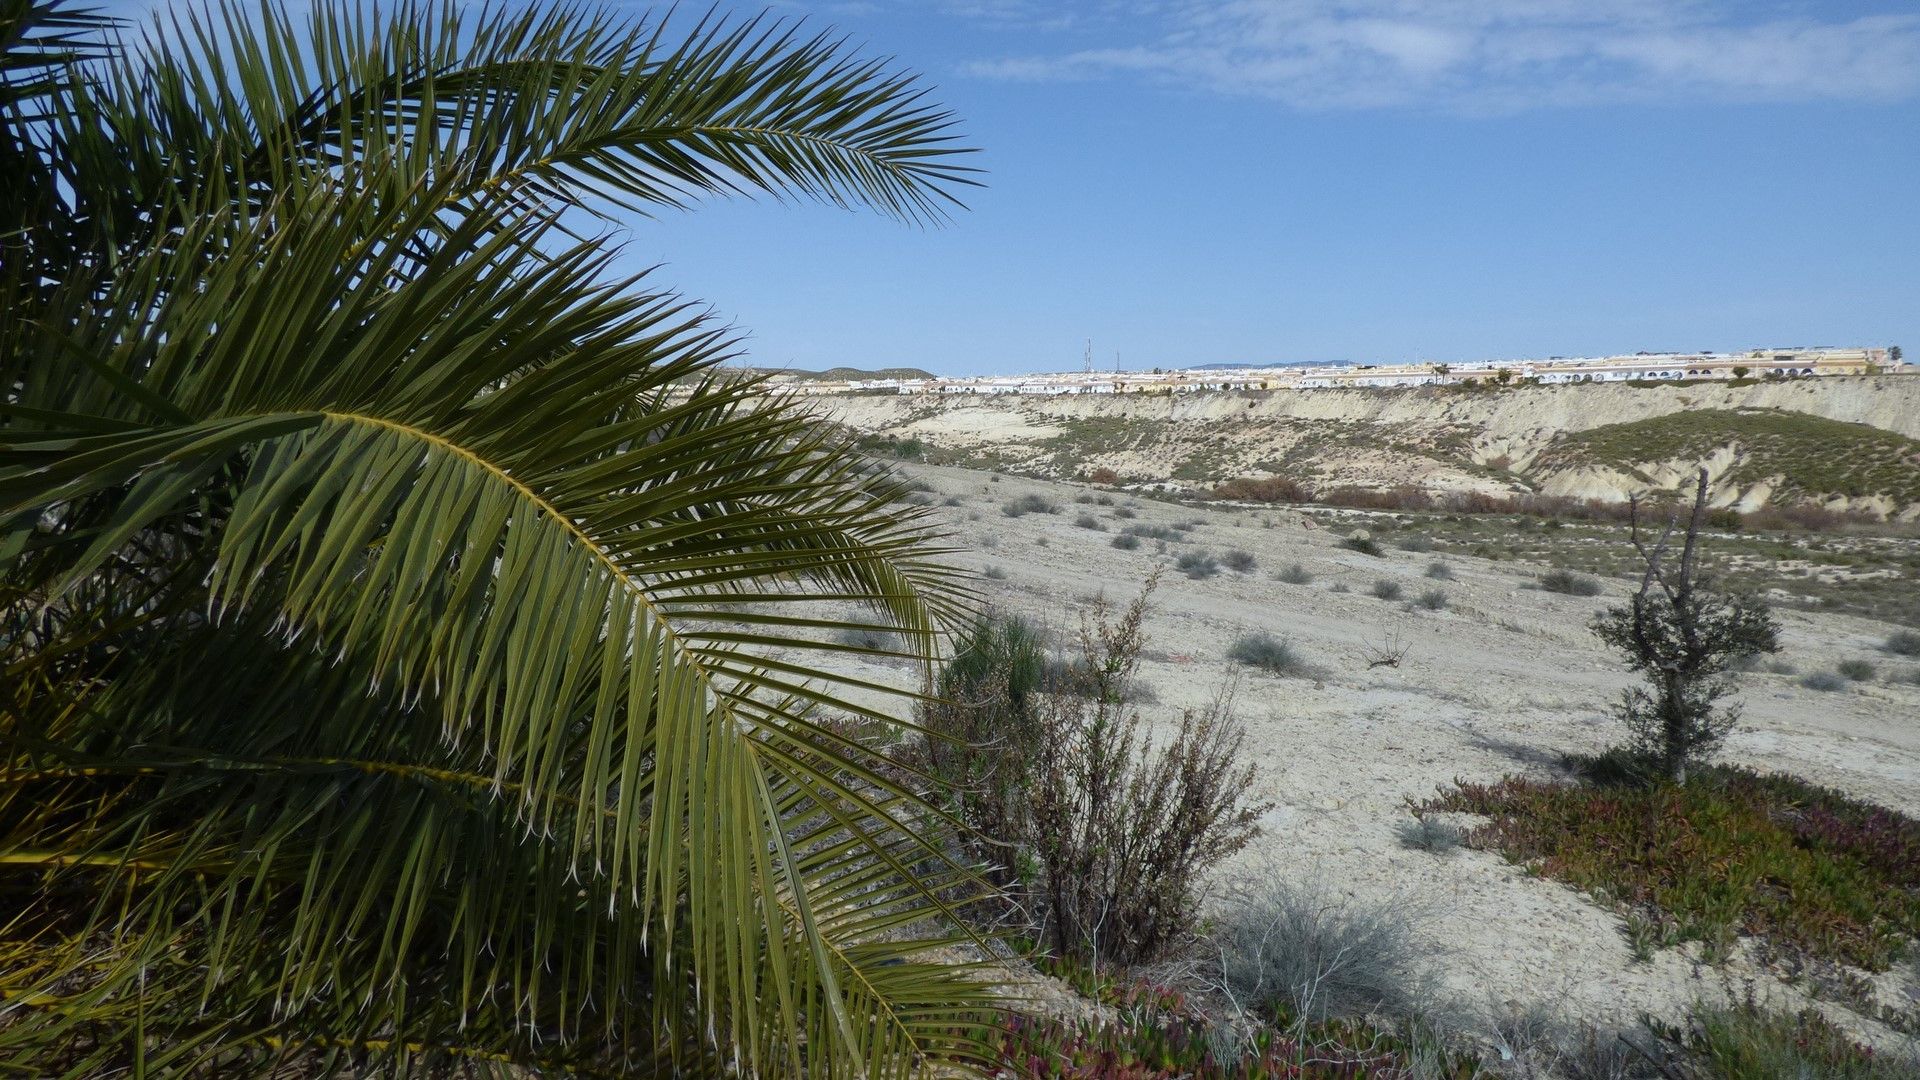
1274,563,1313,585
1538,568,1603,596
1213,878,1434,1027
981,565,1008,581
1396,817,1462,855
1339,535,1384,557
1883,630,1920,657
1226,632,1311,677
1329,583,1351,594
1370,580,1403,602
1110,533,1142,551
834,627,901,652
1423,765,1920,970
1000,493,1057,518
1123,523,1182,542
1175,551,1220,580
1393,534,1435,553
1073,512,1104,530
942,495,964,507
1111,506,1137,520
1424,561,1453,580
1836,658,1876,682
1800,671,1847,692
1221,549,1257,573
1414,589,1447,611
1663,1000,1919,1080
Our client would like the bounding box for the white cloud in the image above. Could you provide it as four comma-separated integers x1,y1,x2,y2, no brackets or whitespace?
959,1,1920,111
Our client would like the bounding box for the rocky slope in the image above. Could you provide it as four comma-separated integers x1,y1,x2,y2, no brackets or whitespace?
821,375,1920,519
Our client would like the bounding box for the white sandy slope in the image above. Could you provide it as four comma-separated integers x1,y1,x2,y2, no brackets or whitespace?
797,465,1920,1048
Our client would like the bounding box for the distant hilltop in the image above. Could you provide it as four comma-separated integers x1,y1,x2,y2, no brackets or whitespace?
774,347,1905,397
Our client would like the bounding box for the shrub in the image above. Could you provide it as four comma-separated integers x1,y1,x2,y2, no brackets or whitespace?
982,565,1008,580
1210,475,1310,504
1274,563,1313,585
1539,569,1602,596
1800,671,1846,692
1111,506,1137,520
1590,474,1779,785
1213,879,1433,1026
1001,493,1057,518
1226,632,1310,677
1424,561,1453,580
1221,549,1257,573
1837,658,1876,682
1073,513,1103,530
1176,551,1220,580
1124,523,1182,542
1088,467,1119,485
1414,589,1447,611
1339,535,1383,557
1328,583,1351,594
1370,580,1403,602
1110,533,1142,551
1393,534,1434,553
1883,630,1920,657
942,495,964,507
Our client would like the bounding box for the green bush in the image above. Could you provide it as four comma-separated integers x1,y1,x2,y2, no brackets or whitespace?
1339,535,1383,557
1837,658,1876,682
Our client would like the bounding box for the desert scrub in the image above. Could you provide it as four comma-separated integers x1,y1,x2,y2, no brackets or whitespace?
982,565,1008,581
1422,764,1920,970
1110,533,1141,551
1221,549,1257,573
1339,535,1383,557
1394,534,1435,552
1884,630,1920,657
1801,671,1846,692
1414,589,1447,611
1370,580,1403,602
1274,563,1313,585
1176,551,1220,580
1123,523,1182,542
1073,512,1103,530
1538,568,1602,596
1424,561,1453,580
1226,632,1312,677
1002,493,1058,517
1837,658,1876,682
1396,816,1462,855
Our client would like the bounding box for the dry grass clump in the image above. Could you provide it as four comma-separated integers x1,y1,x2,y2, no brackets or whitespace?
1836,658,1876,682
1001,493,1059,517
1414,588,1447,611
1800,671,1846,692
1424,561,1453,580
1212,878,1435,1027
1176,551,1220,580
1272,563,1313,585
1339,535,1384,557
1370,580,1403,602
1538,568,1603,596
1225,632,1312,677
1221,549,1257,573
1883,630,1920,657
1111,533,1142,551
1073,512,1104,530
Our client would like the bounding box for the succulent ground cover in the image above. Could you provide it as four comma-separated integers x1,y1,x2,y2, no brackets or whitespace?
1422,763,1920,970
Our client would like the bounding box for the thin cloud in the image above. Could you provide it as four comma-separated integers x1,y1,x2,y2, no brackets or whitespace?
961,2,1920,111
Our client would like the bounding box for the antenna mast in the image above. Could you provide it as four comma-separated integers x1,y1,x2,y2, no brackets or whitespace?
1084,339,1094,374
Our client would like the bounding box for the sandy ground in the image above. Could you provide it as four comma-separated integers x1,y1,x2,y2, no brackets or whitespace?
804,464,1920,1047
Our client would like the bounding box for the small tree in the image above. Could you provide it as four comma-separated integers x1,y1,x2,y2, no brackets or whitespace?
1591,470,1779,784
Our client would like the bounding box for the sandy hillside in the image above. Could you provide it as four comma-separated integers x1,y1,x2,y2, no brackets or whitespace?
819,376,1920,519
797,464,1920,1046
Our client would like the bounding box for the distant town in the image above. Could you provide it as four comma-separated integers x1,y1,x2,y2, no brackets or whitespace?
774,346,1905,396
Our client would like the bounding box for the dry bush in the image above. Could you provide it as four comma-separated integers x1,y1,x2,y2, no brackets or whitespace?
919,579,1271,967
1088,466,1120,485
1210,475,1311,503
1213,877,1435,1027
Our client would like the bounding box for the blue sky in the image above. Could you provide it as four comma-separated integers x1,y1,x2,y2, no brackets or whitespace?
104,1,1920,376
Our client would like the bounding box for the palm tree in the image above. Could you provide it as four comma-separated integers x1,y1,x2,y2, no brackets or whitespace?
0,0,991,1074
